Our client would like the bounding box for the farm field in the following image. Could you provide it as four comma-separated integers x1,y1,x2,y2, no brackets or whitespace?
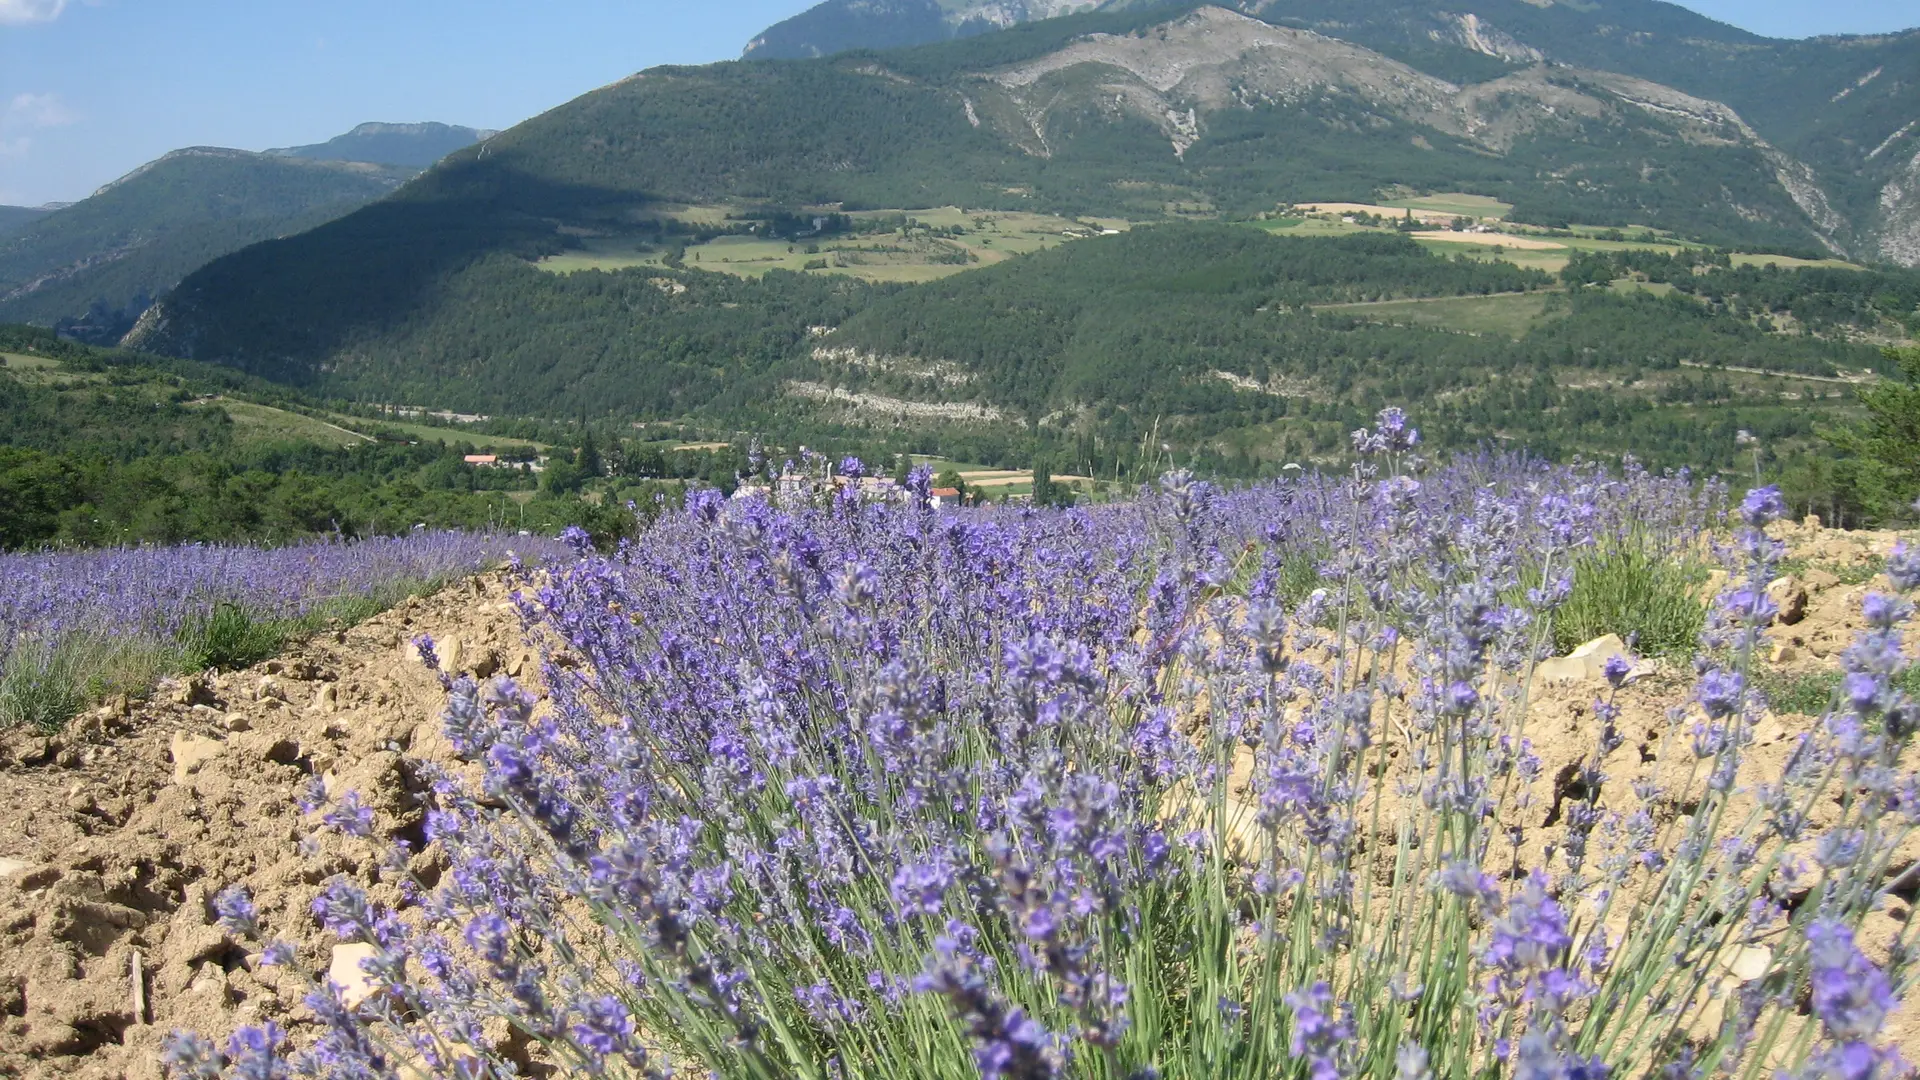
538,207,1135,283
9,449,1912,1079
1381,192,1513,218
204,399,374,448
322,411,546,450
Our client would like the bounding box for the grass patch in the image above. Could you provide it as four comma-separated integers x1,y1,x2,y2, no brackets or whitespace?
1553,544,1709,657
0,637,173,731
1774,555,1886,586
1755,666,1920,717
208,399,374,448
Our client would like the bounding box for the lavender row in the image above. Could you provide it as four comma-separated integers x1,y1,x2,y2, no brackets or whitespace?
1,531,563,729
183,414,1918,1079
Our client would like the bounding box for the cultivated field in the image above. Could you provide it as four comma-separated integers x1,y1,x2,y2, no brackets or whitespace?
538,207,1136,284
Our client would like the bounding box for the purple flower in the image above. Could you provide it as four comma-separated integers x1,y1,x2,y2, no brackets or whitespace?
411,632,439,671
570,995,636,1058
1285,982,1355,1080
212,884,258,937
322,790,376,838
1739,486,1788,527
1806,921,1897,1042
223,1022,287,1080
891,854,956,917
1483,872,1571,975
1697,670,1744,721
1889,542,1920,593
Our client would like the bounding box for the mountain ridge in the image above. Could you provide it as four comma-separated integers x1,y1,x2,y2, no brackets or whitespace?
267,121,495,168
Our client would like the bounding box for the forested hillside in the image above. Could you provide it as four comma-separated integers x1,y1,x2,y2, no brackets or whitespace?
103,218,1904,484
0,149,413,343
748,0,1920,261
798,225,1876,470
124,3,1897,379
0,206,50,239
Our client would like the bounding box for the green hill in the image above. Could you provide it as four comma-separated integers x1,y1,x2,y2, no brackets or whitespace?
0,324,628,550
0,148,413,343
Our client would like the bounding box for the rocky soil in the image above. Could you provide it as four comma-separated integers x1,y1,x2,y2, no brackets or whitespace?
0,519,1914,1078
0,574,538,1080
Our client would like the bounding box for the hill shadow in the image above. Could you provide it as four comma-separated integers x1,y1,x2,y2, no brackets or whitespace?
144,161,665,385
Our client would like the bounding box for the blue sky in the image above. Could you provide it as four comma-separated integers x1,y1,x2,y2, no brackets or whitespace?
1,0,1916,206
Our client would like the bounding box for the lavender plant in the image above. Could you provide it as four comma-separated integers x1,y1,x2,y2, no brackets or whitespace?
0,531,557,730
179,419,1917,1080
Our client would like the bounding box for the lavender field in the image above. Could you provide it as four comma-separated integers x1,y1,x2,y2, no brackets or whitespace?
0,531,556,730
176,416,1919,1079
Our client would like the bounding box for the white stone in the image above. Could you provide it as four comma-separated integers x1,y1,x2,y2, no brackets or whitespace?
1536,634,1632,684
1724,944,1772,982
0,857,31,880
329,943,381,1006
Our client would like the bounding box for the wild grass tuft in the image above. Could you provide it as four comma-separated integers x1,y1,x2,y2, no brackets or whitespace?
1553,542,1708,657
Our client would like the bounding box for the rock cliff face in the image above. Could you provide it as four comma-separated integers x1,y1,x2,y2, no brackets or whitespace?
975,8,1816,172
1880,148,1920,267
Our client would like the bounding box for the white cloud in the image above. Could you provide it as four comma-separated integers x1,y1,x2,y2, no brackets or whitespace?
0,0,70,25
2,92,78,131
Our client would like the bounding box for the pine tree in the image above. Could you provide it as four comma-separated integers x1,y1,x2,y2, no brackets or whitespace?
1825,345,1920,522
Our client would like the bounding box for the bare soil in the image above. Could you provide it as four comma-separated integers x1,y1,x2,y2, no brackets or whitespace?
0,574,535,1079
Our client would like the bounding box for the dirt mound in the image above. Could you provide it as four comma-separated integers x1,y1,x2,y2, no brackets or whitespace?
0,574,537,1080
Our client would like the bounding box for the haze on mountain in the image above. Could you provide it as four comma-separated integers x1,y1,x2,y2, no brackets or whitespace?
0,122,490,343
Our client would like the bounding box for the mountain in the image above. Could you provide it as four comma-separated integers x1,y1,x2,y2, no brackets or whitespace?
0,147,414,343
745,0,1140,59
0,206,52,239
745,0,1920,260
117,1,1918,461
268,122,495,169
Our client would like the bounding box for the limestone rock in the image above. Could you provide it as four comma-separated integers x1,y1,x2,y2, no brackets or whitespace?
1767,578,1808,626
329,943,381,1007
169,733,225,785
1536,635,1632,685
310,683,338,713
